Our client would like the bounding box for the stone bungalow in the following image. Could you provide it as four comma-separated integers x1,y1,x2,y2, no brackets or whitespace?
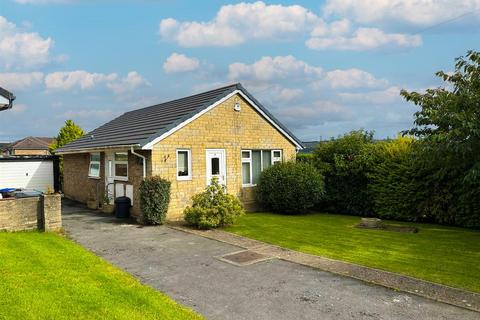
55,83,303,220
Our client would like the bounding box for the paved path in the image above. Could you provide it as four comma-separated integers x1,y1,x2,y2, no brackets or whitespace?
62,201,479,320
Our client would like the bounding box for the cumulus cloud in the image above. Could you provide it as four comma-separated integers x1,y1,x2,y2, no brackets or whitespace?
163,53,200,73
158,2,422,51
0,16,54,69
228,55,386,90
45,71,117,91
0,72,44,90
338,86,402,104
323,0,480,27
307,27,422,51
44,70,149,94
228,55,323,83
159,1,319,47
107,71,150,94
324,69,388,88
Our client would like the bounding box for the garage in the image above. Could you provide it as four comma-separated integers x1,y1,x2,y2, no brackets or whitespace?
0,156,59,192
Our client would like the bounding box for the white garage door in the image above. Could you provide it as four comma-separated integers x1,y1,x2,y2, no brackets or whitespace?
0,160,54,192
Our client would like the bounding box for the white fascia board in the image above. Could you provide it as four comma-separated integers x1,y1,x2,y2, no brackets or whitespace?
142,90,303,150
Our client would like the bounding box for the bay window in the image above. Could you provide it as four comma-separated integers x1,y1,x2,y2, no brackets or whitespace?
242,149,283,186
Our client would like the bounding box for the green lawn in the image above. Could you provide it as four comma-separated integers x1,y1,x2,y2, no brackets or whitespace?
224,212,480,293
0,232,202,320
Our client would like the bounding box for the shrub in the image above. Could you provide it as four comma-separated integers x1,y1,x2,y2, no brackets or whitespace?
256,162,325,213
184,178,245,229
369,137,425,221
140,176,171,225
313,130,380,216
296,153,314,164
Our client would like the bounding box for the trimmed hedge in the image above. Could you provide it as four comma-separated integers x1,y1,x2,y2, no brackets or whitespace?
256,162,325,214
313,130,379,216
140,176,171,225
184,178,245,229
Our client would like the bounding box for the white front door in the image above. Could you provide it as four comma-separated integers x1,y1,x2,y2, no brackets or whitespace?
206,149,226,185
105,152,115,202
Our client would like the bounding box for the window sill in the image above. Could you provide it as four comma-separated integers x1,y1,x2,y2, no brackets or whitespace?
88,176,101,180
177,176,192,181
114,177,129,182
242,184,257,188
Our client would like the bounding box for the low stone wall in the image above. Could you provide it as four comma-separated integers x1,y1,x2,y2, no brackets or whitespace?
0,194,62,232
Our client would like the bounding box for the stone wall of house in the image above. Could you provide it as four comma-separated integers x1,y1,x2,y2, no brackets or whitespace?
151,93,297,220
63,153,105,208
127,150,151,219
0,194,62,231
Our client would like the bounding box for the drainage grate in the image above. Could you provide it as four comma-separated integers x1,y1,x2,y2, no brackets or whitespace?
217,250,273,266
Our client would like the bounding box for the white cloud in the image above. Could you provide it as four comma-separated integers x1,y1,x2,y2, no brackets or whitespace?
159,1,319,47
45,71,117,91
338,86,402,104
0,16,54,69
279,88,303,101
0,72,44,90
324,68,388,88
307,27,422,51
228,55,386,90
323,0,480,27
106,71,150,94
44,70,149,94
163,53,200,73
228,55,323,82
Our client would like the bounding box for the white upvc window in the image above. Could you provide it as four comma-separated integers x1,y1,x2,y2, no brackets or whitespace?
88,153,101,178
114,152,128,181
241,150,252,186
272,150,283,165
242,149,283,186
177,149,192,180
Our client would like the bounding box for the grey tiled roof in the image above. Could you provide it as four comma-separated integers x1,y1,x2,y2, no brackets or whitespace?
56,83,303,153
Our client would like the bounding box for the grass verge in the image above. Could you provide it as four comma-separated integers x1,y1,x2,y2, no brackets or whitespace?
0,232,203,320
224,212,480,293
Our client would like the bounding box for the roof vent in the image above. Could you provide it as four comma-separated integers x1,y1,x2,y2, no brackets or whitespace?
90,135,95,140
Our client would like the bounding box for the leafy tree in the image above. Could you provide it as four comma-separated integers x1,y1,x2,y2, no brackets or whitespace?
50,120,85,189
401,50,480,227
49,120,85,152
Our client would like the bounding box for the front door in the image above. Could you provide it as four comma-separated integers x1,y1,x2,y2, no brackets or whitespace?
105,152,115,203
206,149,226,185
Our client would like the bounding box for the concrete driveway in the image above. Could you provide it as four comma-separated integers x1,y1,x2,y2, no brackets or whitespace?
62,201,478,320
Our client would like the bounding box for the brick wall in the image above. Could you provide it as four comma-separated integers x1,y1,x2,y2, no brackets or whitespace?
63,151,150,220
63,153,105,207
0,194,62,231
151,93,297,220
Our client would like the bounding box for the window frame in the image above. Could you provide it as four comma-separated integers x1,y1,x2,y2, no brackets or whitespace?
241,150,253,187
176,149,192,181
272,149,283,165
241,149,283,187
88,152,101,179
113,152,129,181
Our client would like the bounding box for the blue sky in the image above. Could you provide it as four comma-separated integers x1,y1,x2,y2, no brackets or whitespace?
0,0,479,142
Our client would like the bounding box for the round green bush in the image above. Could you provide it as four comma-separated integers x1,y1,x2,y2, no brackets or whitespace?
257,162,325,213
184,178,245,229
140,176,171,225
